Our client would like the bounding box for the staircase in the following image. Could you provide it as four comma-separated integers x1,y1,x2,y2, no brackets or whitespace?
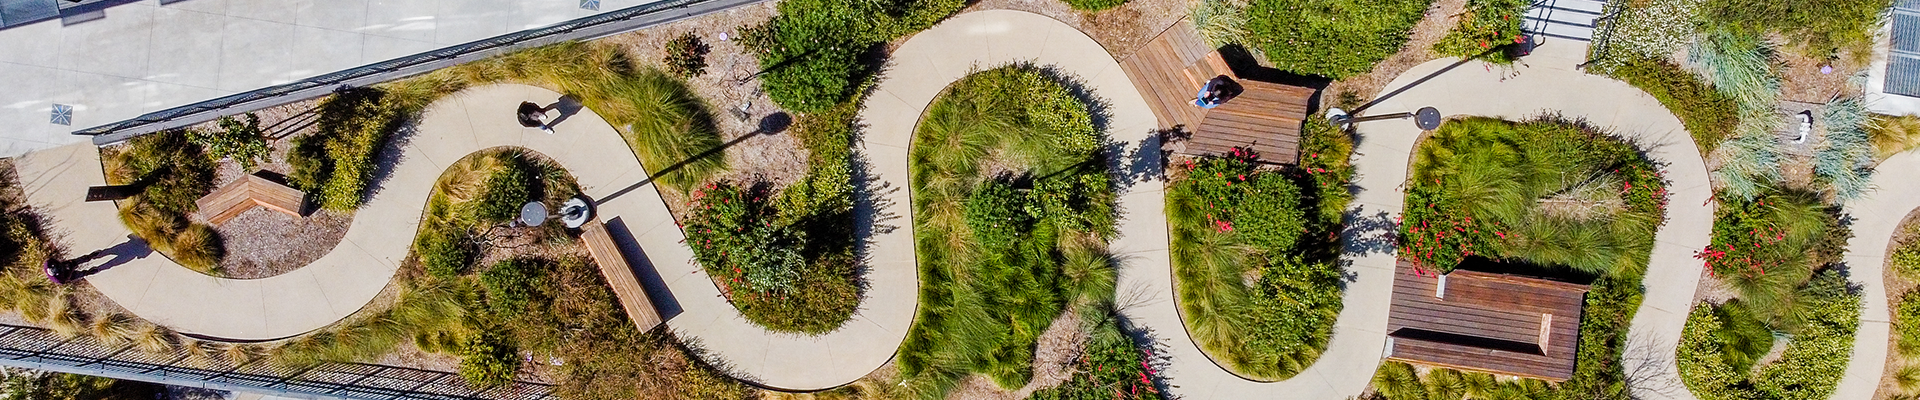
1523,0,1608,41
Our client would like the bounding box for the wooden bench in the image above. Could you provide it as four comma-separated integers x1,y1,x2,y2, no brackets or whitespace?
194,172,305,225
1120,19,1315,164
580,219,664,332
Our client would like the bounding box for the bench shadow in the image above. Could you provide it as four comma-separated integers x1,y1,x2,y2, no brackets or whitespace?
601,216,684,321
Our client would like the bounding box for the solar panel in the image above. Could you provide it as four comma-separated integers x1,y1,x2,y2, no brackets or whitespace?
1886,56,1920,97
0,0,57,28
1888,7,1920,97
1898,13,1920,53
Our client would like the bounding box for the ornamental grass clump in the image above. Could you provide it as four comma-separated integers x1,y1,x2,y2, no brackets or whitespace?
1814,96,1875,201
1690,29,1784,200
102,132,225,274
1399,117,1667,277
899,65,1116,398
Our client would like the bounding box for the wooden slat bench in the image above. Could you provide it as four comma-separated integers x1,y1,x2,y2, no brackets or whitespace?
193,172,305,225
1119,19,1315,164
580,219,664,332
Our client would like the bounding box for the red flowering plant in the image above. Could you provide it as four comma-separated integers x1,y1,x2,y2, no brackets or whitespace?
1398,183,1504,273
1432,0,1532,63
1178,148,1307,250
1695,191,1845,283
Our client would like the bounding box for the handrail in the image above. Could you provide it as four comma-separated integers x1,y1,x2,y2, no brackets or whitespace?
0,323,553,400
77,0,766,145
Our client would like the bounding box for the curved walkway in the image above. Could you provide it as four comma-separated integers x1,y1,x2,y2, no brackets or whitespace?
15,85,683,341
1831,151,1911,400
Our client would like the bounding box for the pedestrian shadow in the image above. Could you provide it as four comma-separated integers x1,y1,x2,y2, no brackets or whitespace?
542,95,586,129
71,234,153,280
601,216,684,321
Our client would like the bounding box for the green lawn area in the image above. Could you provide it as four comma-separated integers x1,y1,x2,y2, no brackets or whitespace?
1390,116,1670,398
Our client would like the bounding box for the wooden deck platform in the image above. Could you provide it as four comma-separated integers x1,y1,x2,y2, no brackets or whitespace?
194,171,305,225
582,219,664,332
1119,20,1314,164
1387,259,1589,381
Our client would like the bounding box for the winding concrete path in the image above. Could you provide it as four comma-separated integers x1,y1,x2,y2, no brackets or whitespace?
1831,151,1909,400
5,9,1776,398
1350,43,1712,400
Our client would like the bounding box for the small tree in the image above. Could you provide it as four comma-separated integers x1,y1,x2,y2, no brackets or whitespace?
190,113,271,170
664,32,710,78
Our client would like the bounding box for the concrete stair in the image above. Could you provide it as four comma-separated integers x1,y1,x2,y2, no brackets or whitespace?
1523,0,1607,41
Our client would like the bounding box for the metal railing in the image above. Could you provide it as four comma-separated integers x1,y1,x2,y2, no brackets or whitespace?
0,323,553,400
76,0,766,145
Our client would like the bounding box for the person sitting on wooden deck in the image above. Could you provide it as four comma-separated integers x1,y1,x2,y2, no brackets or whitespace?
1193,75,1243,109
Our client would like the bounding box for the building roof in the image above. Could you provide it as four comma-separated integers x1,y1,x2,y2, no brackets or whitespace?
1386,258,1589,381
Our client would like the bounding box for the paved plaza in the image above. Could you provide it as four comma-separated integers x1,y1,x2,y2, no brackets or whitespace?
0,0,669,157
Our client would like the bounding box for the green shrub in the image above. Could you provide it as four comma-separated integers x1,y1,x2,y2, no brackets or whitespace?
1898,291,1920,356
1608,58,1740,155
1227,0,1433,78
468,156,536,224
458,330,521,387
419,228,475,279
189,113,271,170
1700,0,1890,59
481,259,544,316
900,66,1113,398
663,32,710,78
684,179,857,334
1433,0,1531,62
1062,0,1126,11
1711,300,1776,373
1400,117,1667,276
291,87,402,211
1300,117,1354,225
1678,271,1861,400
739,0,964,112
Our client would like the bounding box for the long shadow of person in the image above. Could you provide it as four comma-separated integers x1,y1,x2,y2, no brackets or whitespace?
68,235,154,280
542,95,586,129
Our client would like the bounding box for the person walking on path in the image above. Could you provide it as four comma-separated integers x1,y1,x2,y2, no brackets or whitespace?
517,101,556,134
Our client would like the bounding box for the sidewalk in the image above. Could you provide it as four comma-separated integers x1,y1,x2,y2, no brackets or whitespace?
0,0,668,157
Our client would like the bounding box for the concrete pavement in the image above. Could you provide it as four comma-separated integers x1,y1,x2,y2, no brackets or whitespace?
1831,152,1912,400
0,0,671,157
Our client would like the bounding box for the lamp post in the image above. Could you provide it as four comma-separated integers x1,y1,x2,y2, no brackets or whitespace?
1327,106,1442,131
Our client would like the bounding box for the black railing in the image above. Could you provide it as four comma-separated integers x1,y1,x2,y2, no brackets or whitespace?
76,0,765,145
0,323,553,400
